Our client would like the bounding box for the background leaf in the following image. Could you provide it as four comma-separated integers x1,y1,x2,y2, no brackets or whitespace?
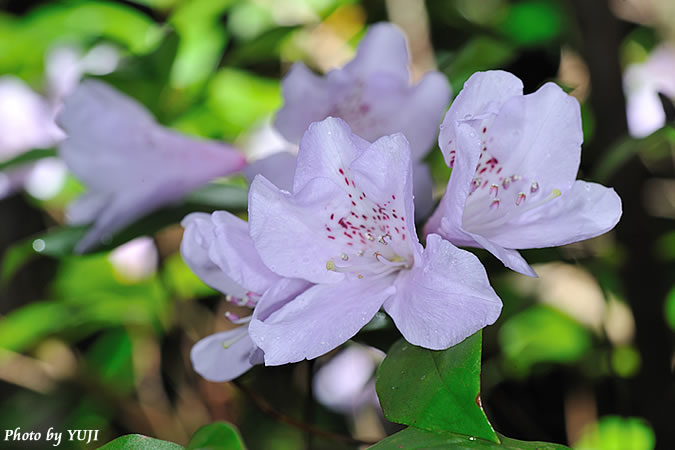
186,422,246,450
97,434,183,450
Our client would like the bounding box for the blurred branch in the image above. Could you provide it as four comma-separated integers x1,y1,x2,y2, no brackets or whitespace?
232,379,377,447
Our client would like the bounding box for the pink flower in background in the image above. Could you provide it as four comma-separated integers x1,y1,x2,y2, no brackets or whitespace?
268,22,451,217
425,71,622,277
181,211,309,381
623,44,675,138
247,117,501,365
58,80,247,253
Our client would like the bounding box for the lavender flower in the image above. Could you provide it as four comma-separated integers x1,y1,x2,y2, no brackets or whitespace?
246,117,501,365
425,71,622,277
57,80,247,252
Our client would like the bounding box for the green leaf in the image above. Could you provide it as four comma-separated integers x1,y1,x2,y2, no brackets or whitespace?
186,422,246,450
376,333,498,443
498,305,592,376
0,148,57,171
498,0,564,46
370,428,569,449
97,434,183,450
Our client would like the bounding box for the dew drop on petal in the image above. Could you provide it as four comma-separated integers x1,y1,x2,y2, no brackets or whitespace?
530,181,539,194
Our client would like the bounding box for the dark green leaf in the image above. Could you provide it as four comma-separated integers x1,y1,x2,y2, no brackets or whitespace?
371,428,569,449
97,434,183,450
376,333,498,443
186,422,246,450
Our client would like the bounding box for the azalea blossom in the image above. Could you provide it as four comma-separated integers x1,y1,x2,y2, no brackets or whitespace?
246,117,502,365
181,211,309,381
623,44,675,138
272,22,451,217
425,71,622,277
57,80,247,252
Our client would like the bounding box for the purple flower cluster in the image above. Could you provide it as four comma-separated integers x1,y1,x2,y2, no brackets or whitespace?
56,23,622,381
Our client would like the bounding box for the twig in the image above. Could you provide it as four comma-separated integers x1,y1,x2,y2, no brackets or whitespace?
232,379,378,447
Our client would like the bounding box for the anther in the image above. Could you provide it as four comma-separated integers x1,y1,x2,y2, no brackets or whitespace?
516,192,526,206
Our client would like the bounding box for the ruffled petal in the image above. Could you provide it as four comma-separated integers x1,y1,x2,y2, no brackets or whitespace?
249,277,395,365
384,234,502,349
190,328,257,382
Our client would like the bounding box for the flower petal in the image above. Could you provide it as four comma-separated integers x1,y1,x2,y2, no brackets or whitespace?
243,151,297,193
439,71,523,166
384,71,451,159
248,174,349,284
486,82,583,193
293,117,370,194
274,63,335,144
58,80,247,251
343,23,410,83
486,180,622,250
412,161,434,221
249,277,395,365
384,234,502,350
469,232,538,278
180,212,249,297
425,122,482,245
190,328,257,382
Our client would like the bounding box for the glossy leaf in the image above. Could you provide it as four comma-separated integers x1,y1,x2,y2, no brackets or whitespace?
376,333,498,443
97,434,183,450
370,427,569,449
186,422,246,450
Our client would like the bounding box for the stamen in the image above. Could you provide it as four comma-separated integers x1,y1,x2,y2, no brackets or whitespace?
225,312,252,325
221,327,249,349
516,192,526,206
489,184,499,197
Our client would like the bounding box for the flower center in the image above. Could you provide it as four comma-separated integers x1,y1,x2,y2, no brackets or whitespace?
323,167,413,279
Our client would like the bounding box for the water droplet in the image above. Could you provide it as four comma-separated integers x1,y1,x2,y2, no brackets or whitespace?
490,199,500,210
340,253,349,261
502,178,510,190
468,436,476,441
530,181,539,194
32,239,46,252
489,184,499,197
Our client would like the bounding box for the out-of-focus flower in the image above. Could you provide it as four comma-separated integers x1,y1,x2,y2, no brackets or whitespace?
313,344,384,414
0,76,64,161
624,44,675,138
247,117,501,365
58,80,247,253
268,22,451,217
0,44,120,199
425,71,622,277
108,236,159,283
181,211,309,382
